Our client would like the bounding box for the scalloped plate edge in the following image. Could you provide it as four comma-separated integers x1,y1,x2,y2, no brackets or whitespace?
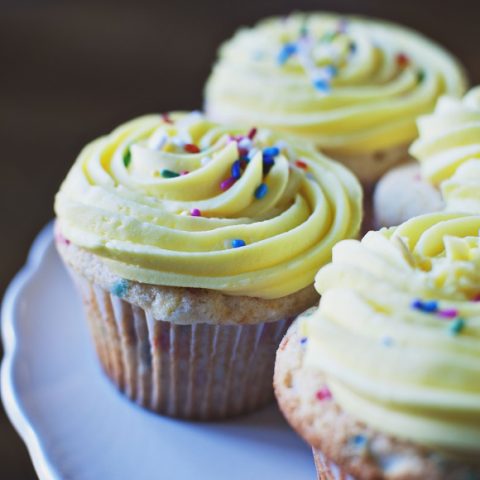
1,221,60,480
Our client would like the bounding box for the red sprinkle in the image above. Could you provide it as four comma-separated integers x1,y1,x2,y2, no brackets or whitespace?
190,208,201,217
247,127,257,140
184,143,200,154
472,293,480,302
316,386,332,401
238,147,249,157
180,170,190,176
295,159,308,170
220,177,236,191
396,53,410,68
56,233,71,246
161,112,173,124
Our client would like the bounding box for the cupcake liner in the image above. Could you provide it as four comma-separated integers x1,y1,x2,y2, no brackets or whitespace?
313,449,356,480
72,272,292,420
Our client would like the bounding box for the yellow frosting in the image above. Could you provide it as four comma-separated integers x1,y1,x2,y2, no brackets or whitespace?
410,86,480,186
205,12,467,155
442,159,480,214
55,112,362,299
302,212,480,453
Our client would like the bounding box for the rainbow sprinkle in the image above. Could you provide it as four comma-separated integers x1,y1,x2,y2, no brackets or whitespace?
448,318,465,336
247,127,257,140
313,78,330,93
220,177,236,191
411,298,468,335
231,160,242,179
255,183,268,199
316,386,332,401
56,233,71,246
231,239,246,248
123,148,132,167
350,434,367,447
111,279,129,298
295,159,308,170
277,43,298,65
437,308,459,319
184,143,200,154
161,169,179,178
161,112,173,124
263,146,280,157
396,52,410,68
190,208,201,217
411,299,438,313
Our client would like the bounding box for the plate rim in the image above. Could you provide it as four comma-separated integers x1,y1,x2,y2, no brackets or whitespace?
1,221,60,480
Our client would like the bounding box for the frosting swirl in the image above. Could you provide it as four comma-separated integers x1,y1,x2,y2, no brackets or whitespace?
410,86,480,186
55,112,362,299
205,13,467,155
442,159,480,214
302,213,480,453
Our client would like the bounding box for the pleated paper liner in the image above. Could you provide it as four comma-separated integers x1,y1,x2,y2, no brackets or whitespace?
313,448,356,480
72,273,292,420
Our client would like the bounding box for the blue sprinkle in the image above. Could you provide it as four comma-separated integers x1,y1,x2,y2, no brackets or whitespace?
349,41,357,53
350,434,368,447
255,183,268,199
111,279,129,298
231,160,242,179
263,156,275,175
423,300,438,312
423,300,438,313
277,43,298,65
411,299,438,313
411,299,423,310
381,336,394,347
324,65,338,78
300,337,308,344
263,146,280,157
231,239,246,248
313,79,330,92
448,318,465,336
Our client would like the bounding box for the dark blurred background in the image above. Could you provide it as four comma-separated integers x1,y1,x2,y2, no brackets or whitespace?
1,0,479,477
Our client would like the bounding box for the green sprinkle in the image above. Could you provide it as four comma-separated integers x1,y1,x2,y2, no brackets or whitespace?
123,148,132,167
448,318,465,336
417,70,426,83
299,16,309,36
161,169,180,178
111,279,129,298
320,31,337,43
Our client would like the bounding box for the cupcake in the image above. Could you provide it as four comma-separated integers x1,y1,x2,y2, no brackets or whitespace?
205,12,467,185
275,212,480,479
54,111,362,419
374,87,480,227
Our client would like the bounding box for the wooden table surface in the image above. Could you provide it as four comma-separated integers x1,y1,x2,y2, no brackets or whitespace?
1,0,479,477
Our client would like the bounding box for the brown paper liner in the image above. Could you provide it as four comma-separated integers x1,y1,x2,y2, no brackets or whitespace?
72,274,292,420
313,448,356,480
